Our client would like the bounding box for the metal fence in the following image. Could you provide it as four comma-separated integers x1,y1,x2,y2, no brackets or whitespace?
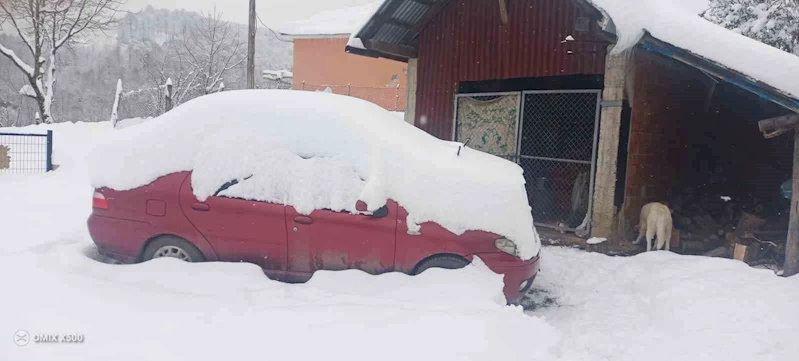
298,83,407,112
0,130,53,174
454,90,601,235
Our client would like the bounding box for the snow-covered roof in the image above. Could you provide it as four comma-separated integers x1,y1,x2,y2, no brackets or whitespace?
278,1,383,38
262,70,293,81
347,0,799,108
89,90,541,259
588,0,799,103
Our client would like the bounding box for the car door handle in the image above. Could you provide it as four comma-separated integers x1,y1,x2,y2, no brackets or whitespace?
191,202,210,212
293,216,313,225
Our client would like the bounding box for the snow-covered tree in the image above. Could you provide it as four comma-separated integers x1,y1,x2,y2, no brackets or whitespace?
703,0,799,53
132,37,202,110
178,8,246,95
0,0,124,124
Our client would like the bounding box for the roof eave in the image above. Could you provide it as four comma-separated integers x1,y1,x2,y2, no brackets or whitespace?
639,33,799,113
345,44,409,63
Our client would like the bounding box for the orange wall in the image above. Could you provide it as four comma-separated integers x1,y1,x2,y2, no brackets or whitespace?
291,38,408,90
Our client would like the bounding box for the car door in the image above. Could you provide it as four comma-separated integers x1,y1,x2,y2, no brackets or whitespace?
179,173,288,274
286,200,398,278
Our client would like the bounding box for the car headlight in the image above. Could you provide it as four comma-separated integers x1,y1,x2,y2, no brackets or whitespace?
494,238,519,257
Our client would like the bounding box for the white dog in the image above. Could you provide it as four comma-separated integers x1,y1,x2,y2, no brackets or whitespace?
632,202,673,252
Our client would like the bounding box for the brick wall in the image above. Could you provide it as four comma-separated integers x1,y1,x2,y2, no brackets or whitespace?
621,50,708,226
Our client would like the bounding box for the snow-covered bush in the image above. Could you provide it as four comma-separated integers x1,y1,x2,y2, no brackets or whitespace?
703,0,799,53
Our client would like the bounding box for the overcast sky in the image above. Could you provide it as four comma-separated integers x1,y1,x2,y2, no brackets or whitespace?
124,0,377,27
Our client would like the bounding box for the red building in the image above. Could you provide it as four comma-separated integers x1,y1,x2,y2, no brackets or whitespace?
347,0,799,254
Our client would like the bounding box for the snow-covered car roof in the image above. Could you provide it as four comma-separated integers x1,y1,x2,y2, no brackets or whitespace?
89,90,540,260
278,1,383,38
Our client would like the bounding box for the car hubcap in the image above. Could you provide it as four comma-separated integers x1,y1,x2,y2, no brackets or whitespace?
152,246,193,262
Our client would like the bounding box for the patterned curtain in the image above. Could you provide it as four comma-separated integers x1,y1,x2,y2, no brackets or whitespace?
456,94,520,157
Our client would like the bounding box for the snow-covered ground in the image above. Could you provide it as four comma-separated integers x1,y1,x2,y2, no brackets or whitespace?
2,122,798,360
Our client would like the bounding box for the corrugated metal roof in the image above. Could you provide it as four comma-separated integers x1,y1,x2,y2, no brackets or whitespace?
353,0,604,48
392,0,428,25
355,0,445,45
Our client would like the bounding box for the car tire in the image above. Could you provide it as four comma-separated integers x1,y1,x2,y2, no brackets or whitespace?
141,236,205,263
414,255,470,275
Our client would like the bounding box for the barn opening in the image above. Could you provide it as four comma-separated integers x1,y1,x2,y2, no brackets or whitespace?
618,48,794,262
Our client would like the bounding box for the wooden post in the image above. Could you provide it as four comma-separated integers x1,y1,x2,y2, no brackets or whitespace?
46,130,53,172
784,127,799,277
247,0,256,89
165,79,173,112
396,84,401,111
498,0,509,24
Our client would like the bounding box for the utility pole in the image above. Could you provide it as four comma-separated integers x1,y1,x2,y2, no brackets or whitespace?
247,0,256,89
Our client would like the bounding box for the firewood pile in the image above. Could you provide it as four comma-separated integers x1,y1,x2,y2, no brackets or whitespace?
670,178,789,269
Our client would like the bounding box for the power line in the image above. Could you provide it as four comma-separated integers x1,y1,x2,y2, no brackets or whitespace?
256,12,292,43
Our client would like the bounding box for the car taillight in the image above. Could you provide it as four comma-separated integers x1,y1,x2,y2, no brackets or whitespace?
93,191,109,209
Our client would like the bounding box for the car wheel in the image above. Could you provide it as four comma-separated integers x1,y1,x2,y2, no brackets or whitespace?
414,255,470,275
142,236,205,263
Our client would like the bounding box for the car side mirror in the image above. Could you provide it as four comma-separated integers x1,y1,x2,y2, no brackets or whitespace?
371,205,389,219
355,201,389,219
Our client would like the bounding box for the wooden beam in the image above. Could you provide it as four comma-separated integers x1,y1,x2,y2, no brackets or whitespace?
498,0,509,25
758,114,799,139
784,128,799,277
363,39,419,59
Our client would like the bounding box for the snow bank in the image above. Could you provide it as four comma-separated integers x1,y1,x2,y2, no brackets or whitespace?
590,0,799,98
89,90,540,259
2,122,556,361
114,117,151,129
278,1,383,37
8,121,799,361
0,122,110,253
533,247,799,361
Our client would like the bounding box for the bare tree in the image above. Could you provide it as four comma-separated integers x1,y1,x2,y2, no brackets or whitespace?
0,0,124,124
179,8,245,95
132,38,202,112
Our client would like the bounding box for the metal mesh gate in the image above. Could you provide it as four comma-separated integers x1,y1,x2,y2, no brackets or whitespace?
454,90,601,234
520,90,601,233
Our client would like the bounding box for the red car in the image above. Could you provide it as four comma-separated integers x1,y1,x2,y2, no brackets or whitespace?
88,171,540,303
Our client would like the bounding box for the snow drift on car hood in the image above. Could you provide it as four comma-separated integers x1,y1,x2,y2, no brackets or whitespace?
89,90,540,259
